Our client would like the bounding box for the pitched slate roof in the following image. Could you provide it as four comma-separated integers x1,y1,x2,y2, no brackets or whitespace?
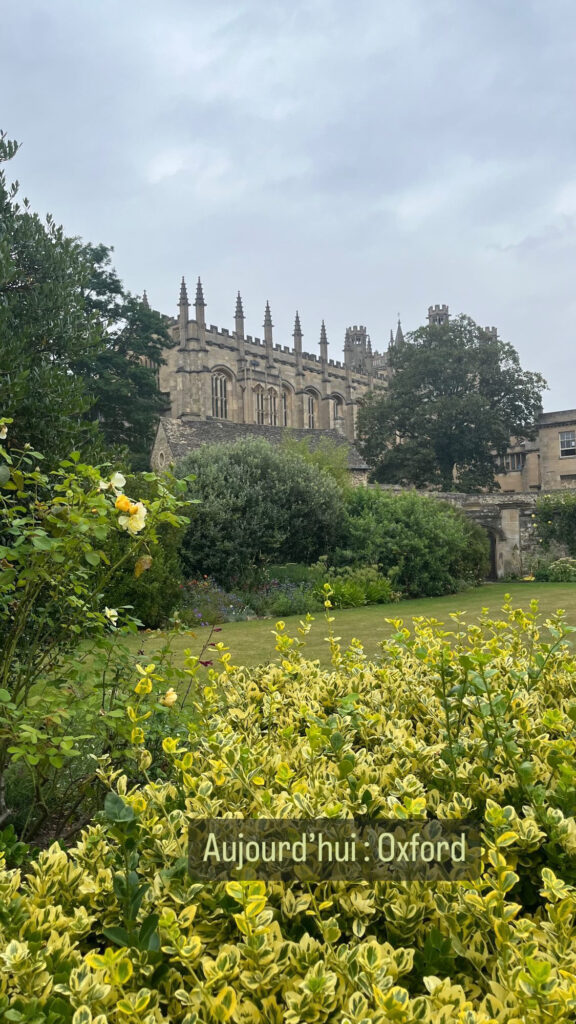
158,417,369,471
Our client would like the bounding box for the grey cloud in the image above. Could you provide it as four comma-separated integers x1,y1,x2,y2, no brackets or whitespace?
1,0,575,407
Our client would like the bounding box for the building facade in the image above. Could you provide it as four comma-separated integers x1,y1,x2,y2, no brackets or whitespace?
495,410,576,492
155,278,397,444
149,282,573,494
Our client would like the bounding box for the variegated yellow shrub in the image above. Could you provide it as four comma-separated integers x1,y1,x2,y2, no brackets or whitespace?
1,596,576,1023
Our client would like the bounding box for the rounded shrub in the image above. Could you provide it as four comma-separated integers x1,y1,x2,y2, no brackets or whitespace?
546,557,576,582
176,438,347,586
336,488,490,597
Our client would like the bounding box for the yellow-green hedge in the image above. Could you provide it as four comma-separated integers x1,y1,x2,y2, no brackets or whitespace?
1,599,576,1023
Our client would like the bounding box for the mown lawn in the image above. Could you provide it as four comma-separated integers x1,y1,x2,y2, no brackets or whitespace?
134,582,576,672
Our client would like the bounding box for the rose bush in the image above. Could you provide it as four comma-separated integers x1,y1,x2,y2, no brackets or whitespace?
0,419,192,838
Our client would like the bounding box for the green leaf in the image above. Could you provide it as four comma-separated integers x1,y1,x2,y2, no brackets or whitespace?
329,731,345,752
138,913,160,949
0,570,17,589
102,925,133,948
104,792,135,823
31,533,54,550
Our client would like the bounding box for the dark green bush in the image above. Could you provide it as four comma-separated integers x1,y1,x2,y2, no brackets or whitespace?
266,562,327,585
313,564,398,608
265,587,320,617
335,488,489,597
176,438,346,586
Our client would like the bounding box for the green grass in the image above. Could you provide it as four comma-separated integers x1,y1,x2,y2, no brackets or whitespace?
134,582,576,672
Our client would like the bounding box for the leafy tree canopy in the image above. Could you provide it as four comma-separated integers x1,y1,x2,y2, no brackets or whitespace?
356,314,547,492
279,431,352,491
0,132,172,469
75,243,174,471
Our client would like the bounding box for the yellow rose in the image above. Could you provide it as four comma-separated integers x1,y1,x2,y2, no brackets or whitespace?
160,688,178,707
119,501,147,535
115,494,132,513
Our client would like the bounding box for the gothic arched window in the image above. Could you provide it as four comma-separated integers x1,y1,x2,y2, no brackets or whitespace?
306,391,316,429
254,385,265,425
211,372,228,419
268,388,278,426
331,395,344,430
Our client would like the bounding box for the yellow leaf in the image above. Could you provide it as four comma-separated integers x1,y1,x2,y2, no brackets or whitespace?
134,554,153,579
245,896,267,918
111,957,133,986
212,986,237,1021
496,830,518,847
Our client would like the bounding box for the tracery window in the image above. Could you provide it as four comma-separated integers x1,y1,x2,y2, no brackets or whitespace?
307,393,316,429
282,389,290,426
254,385,265,425
332,396,344,428
211,372,228,419
268,388,278,426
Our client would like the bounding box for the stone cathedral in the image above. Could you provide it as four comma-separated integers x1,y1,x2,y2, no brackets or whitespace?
150,277,410,481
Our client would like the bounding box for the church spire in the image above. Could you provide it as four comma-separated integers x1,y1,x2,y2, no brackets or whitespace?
195,277,206,329
264,300,273,363
179,276,189,309
395,316,404,345
178,277,189,346
235,291,245,340
293,311,303,371
264,300,273,340
319,319,328,361
142,290,150,310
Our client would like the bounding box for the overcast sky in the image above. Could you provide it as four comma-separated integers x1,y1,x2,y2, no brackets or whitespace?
2,0,575,409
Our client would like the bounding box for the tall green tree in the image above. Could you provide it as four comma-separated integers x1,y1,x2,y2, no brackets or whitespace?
0,133,103,459
75,243,174,472
0,132,173,469
356,314,546,491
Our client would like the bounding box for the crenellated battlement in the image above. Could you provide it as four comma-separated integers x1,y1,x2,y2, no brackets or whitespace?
427,303,450,327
